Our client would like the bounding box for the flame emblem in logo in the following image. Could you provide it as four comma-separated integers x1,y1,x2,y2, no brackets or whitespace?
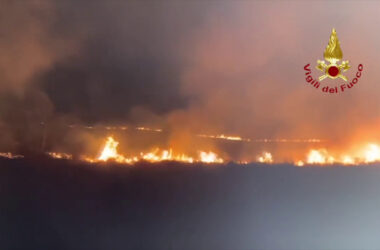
316,28,350,81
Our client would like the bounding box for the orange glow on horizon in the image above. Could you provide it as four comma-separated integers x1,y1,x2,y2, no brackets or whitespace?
92,136,223,164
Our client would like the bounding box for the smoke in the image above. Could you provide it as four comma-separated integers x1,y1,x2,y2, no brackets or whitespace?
165,1,380,160
0,0,79,152
1,1,380,160
0,0,218,154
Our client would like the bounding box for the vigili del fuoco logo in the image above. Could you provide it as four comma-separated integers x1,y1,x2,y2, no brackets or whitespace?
304,28,363,94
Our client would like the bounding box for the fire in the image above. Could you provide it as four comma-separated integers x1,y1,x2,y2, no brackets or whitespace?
95,136,223,164
47,152,73,160
197,134,323,143
199,151,224,163
20,130,380,166
141,149,194,163
300,143,380,166
257,152,273,163
37,140,380,166
306,149,333,164
252,138,324,143
97,137,135,164
47,138,380,166
136,127,163,132
363,144,380,163
295,160,304,167
98,136,120,161
0,152,24,159
342,155,355,165
197,134,250,142
68,124,163,132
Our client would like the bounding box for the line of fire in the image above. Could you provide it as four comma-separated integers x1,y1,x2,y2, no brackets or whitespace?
1,121,380,166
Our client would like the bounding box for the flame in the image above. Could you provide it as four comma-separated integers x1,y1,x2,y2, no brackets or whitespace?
199,151,224,163
98,137,119,161
140,149,194,163
306,149,334,164
295,160,304,167
0,152,24,159
68,124,164,132
363,144,380,163
197,134,323,143
300,143,380,166
136,127,163,132
97,137,135,163
197,134,250,142
257,152,273,163
46,139,380,166
17,127,380,167
253,138,324,143
47,152,73,160
94,136,223,164
341,155,355,165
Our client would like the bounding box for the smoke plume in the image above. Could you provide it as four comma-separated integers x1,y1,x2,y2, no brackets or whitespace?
1,1,380,161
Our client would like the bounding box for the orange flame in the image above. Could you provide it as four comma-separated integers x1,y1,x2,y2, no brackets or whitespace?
257,152,273,163
297,143,380,166
0,152,24,159
306,149,334,164
98,136,120,161
363,144,380,163
197,134,250,142
97,137,135,164
199,151,224,163
40,134,380,167
47,152,73,160
94,136,223,164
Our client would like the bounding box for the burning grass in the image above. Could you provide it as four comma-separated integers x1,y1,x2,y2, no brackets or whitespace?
2,134,380,167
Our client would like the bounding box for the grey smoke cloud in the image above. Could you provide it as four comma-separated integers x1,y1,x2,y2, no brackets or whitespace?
0,1,216,152
1,0,380,159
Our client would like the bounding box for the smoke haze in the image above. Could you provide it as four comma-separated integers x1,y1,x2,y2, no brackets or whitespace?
1,1,380,160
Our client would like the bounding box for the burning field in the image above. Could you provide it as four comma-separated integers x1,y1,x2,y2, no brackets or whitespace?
3,0,380,249
1,1,380,168
3,127,380,167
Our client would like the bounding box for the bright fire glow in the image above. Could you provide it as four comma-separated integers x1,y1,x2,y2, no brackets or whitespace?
252,138,324,143
342,155,355,165
257,152,273,163
95,136,223,164
0,152,24,159
364,144,380,163
136,127,163,132
97,137,136,163
199,151,224,163
307,149,328,164
47,152,73,160
98,137,120,161
295,160,304,167
306,149,335,164
30,133,380,167
197,134,251,142
140,149,194,163
300,143,380,166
